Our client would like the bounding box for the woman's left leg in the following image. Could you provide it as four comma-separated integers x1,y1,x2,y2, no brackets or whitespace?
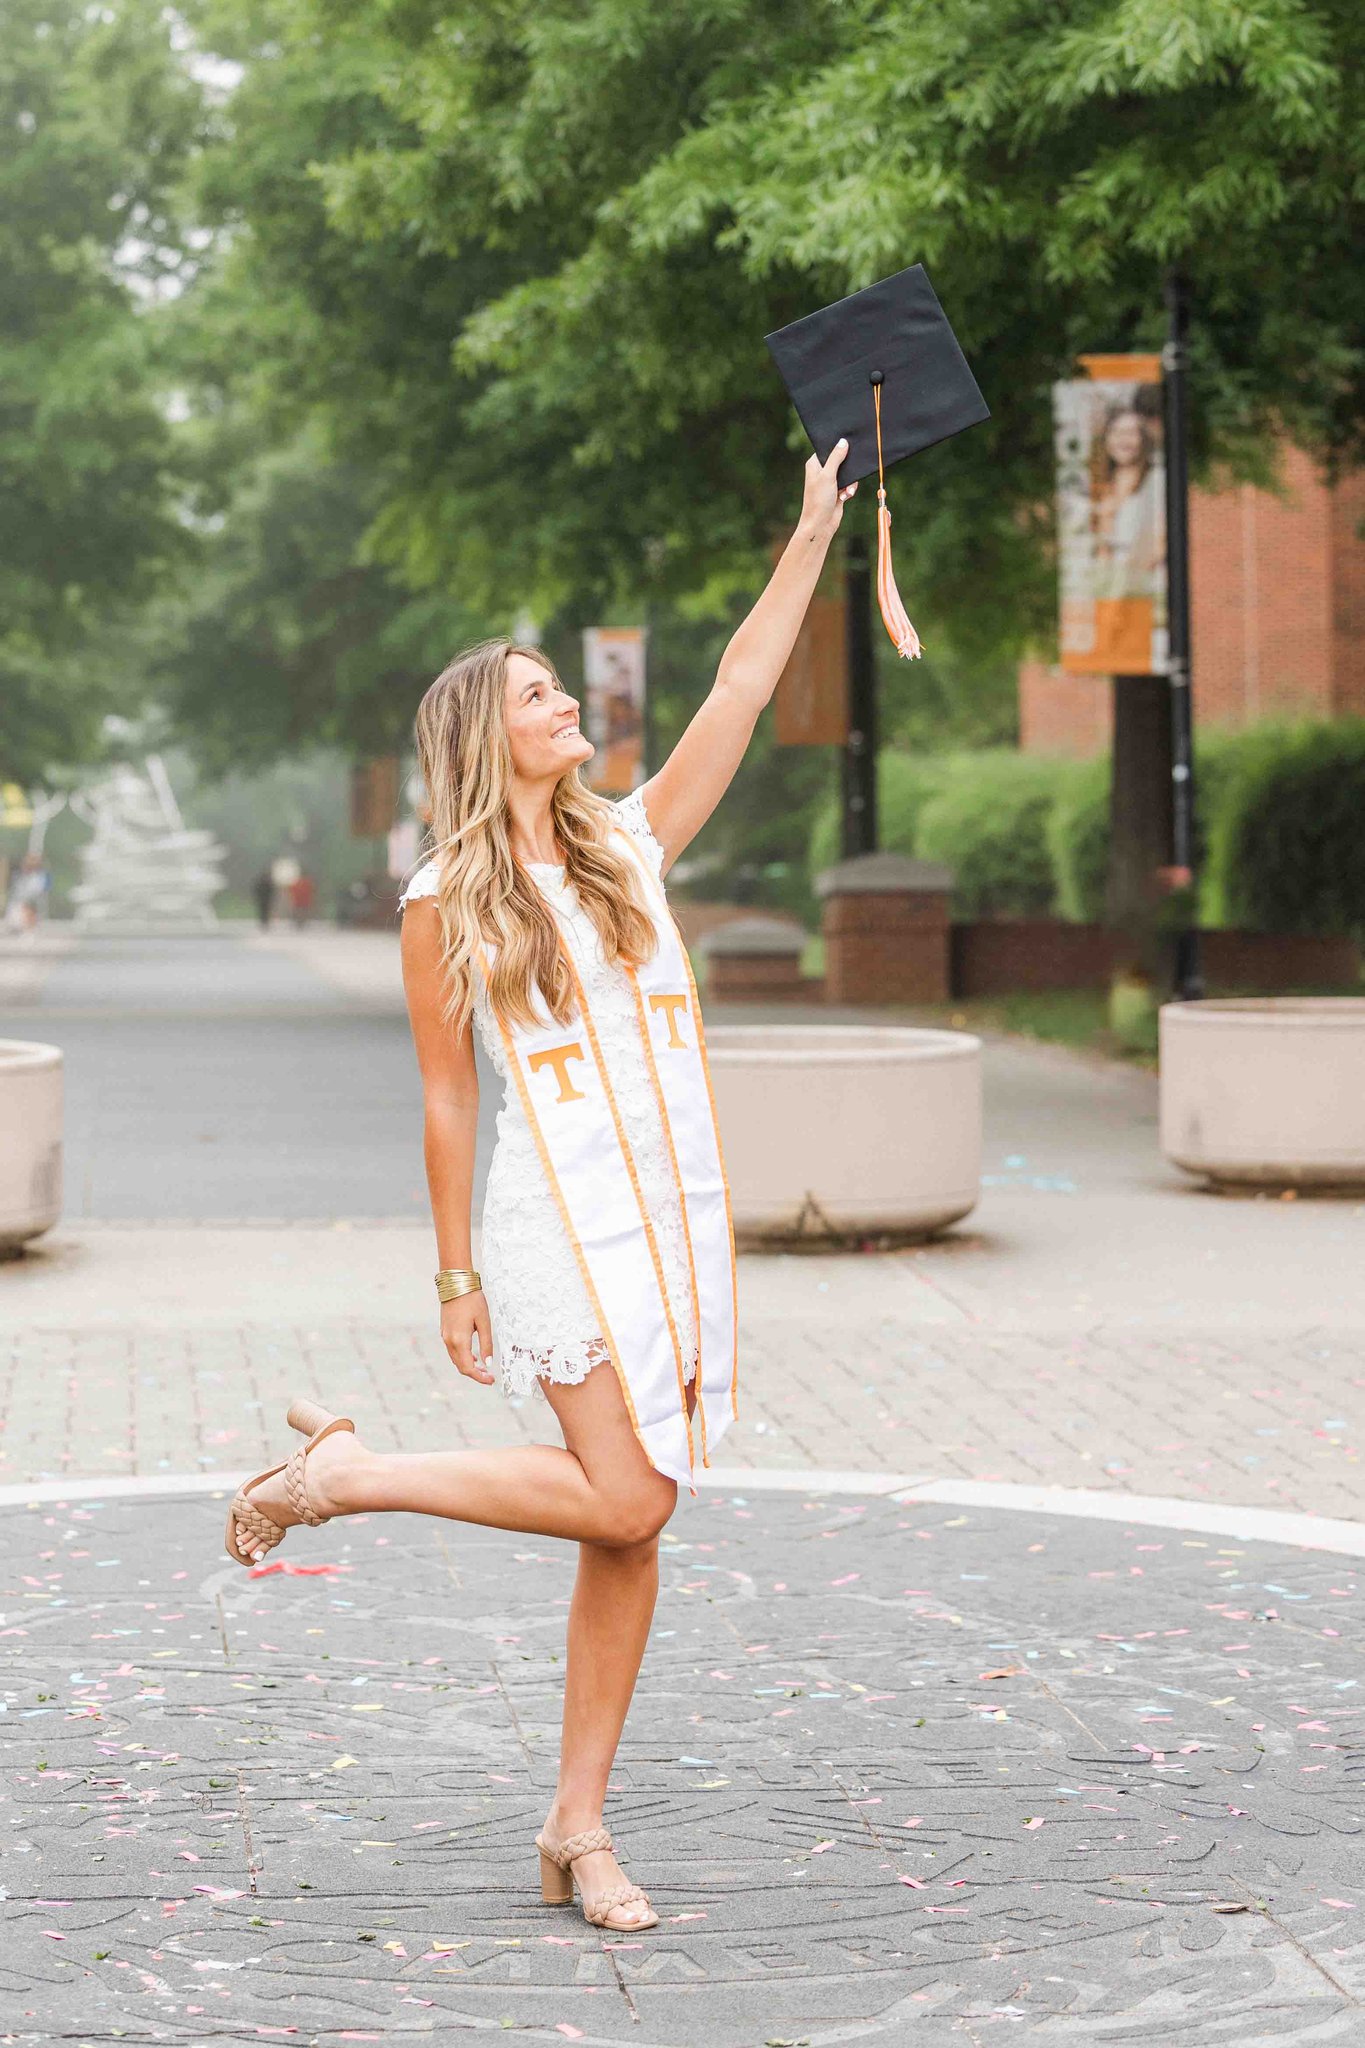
537,1362,699,1928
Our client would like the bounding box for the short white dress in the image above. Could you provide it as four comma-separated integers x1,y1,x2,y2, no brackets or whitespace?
398,788,700,1404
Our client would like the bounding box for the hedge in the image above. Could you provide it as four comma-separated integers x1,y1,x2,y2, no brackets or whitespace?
914,753,1067,919
1205,720,1365,934
806,720,1365,936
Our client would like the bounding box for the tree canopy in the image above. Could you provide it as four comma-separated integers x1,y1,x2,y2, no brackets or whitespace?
3,0,1362,792
0,0,203,780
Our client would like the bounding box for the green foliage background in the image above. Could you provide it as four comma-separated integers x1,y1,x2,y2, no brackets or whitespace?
1,0,1362,915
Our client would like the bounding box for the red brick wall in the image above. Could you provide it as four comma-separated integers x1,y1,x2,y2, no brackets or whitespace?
821,890,953,1003
1191,445,1336,727
1017,658,1113,756
1331,465,1365,718
952,919,1115,996
708,953,807,998
1020,439,1365,754
950,919,1359,997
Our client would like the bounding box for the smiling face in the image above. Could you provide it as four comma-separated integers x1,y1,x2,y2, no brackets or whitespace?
502,651,595,783
1104,409,1145,468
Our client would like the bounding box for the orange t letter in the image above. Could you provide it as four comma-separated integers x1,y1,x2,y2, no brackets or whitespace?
528,1041,588,1104
648,992,689,1050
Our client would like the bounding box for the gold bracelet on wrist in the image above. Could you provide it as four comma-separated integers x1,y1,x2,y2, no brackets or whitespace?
435,1268,482,1303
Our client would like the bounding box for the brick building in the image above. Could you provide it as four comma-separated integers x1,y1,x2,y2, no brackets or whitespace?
1019,442,1365,756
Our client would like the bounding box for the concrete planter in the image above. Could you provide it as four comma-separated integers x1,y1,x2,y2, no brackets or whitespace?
0,1039,63,1252
707,1023,981,1242
1160,998,1365,1189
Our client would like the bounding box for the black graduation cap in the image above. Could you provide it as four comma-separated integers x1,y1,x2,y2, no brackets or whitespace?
765,263,990,659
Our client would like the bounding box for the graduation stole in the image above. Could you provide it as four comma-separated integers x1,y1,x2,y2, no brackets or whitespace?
474,825,738,1494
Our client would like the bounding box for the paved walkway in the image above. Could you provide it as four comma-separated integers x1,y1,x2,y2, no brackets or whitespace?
5,1489,1362,2044
2,921,1363,2045
2,925,1361,1517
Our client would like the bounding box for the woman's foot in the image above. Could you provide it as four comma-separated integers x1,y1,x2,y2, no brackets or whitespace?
229,1427,368,1564
539,1805,656,1929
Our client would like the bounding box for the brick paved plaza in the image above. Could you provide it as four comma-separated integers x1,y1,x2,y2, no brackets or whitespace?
2,926,1362,2044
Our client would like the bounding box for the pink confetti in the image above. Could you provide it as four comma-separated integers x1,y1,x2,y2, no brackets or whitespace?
1023,1818,1045,1830
248,1560,346,1578
41,1932,66,1942
555,2028,586,2041
831,1573,860,1586
897,1875,926,1888
1322,1898,1357,1910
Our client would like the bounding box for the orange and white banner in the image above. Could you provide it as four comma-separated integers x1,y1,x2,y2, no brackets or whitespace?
479,826,738,1493
1054,354,1168,676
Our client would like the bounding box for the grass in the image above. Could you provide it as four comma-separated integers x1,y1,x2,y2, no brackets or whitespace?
913,990,1160,1067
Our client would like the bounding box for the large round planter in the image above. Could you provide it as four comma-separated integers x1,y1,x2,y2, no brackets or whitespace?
1160,998,1365,1189
707,1024,981,1242
0,1040,63,1252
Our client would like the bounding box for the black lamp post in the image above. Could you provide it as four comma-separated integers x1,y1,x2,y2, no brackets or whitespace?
1162,267,1205,1000
841,530,877,857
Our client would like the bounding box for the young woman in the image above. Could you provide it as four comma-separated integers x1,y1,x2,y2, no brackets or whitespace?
224,439,857,1931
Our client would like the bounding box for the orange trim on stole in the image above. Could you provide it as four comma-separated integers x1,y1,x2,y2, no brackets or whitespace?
555,938,697,1477
675,932,740,1419
629,845,739,1429
473,941,654,1473
624,962,710,1466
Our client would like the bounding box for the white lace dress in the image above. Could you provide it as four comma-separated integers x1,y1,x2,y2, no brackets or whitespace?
398,787,700,1404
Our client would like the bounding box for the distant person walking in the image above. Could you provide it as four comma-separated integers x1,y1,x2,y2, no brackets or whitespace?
289,870,316,928
251,867,275,929
5,851,50,935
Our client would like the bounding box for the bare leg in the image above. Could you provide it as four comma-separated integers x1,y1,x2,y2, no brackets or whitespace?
230,1377,680,1557
538,1363,700,1928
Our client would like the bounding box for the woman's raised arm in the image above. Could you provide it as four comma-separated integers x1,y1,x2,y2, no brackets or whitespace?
634,442,856,874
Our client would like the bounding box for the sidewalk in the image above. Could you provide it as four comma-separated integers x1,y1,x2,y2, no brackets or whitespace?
5,1488,1362,2044
3,925,1361,1516
2,922,1363,2045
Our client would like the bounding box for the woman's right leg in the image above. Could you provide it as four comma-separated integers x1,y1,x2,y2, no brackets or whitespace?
230,1384,677,1559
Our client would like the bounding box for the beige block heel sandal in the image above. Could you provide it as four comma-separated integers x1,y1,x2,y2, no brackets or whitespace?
224,1398,355,1567
535,1825,659,1930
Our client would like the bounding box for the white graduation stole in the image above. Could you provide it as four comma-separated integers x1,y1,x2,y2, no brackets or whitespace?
476,825,738,1494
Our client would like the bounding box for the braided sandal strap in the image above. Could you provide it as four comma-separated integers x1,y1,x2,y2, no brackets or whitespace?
283,1443,326,1527
554,1825,613,1865
230,1494,285,1559
584,1881,653,1926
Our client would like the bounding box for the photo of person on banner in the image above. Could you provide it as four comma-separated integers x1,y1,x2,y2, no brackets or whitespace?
1054,355,1168,675
1090,398,1165,602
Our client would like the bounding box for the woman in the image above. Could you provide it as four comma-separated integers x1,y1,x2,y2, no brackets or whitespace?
1089,403,1164,600
224,437,857,1931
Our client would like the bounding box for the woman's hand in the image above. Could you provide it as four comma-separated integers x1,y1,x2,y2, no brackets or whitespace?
441,1290,495,1386
799,437,858,540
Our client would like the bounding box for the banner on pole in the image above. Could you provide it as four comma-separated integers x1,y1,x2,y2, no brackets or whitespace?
350,756,400,838
772,544,848,745
582,627,646,794
1053,354,1168,676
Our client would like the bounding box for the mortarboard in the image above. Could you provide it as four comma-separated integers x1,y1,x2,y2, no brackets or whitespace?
765,263,990,659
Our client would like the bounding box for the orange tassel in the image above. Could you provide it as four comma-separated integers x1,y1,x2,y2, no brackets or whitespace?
873,381,922,660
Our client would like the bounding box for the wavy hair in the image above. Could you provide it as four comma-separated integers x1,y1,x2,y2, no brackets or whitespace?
412,639,659,1036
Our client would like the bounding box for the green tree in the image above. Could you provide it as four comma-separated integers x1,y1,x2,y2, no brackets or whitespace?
293,0,1363,631
0,0,203,780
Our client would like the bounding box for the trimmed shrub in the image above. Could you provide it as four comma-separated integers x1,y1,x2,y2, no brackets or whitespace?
808,748,941,875
1204,719,1365,934
915,752,1065,919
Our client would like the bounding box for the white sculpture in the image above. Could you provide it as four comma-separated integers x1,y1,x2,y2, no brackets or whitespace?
69,754,226,929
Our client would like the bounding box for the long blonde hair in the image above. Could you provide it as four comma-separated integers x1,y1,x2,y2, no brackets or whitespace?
412,638,658,1035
